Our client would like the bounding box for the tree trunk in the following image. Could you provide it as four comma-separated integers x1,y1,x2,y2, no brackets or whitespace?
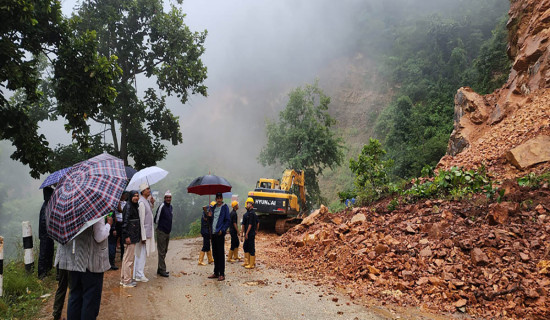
110,117,119,156
120,116,128,166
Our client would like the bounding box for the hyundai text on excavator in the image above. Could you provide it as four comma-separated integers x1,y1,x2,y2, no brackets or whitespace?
247,169,306,235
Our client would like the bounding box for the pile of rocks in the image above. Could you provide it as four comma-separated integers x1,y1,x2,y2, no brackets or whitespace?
270,185,550,319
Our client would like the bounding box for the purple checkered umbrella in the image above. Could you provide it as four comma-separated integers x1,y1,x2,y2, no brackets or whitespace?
39,166,72,189
45,153,126,245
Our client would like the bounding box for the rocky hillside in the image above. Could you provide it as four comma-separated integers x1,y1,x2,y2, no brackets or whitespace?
269,2,550,319
442,0,550,180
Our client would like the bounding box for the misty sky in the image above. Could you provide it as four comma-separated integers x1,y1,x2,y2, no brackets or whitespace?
51,0,363,184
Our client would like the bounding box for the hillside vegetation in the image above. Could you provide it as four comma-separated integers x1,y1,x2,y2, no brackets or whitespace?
320,0,510,206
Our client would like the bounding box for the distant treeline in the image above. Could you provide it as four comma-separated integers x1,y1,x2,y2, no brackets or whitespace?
352,0,510,179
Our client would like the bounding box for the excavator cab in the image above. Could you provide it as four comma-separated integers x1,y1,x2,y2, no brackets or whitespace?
248,169,306,234
255,178,280,190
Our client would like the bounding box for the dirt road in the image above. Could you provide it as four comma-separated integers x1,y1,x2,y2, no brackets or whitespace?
39,236,451,320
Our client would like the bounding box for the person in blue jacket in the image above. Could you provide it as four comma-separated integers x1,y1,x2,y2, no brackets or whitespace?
206,192,230,281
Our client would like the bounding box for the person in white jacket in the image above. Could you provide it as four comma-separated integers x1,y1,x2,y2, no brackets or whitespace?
134,182,156,282
55,215,113,319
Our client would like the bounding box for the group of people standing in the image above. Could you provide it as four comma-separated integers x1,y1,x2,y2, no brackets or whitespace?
38,182,174,320
198,193,259,281
119,183,172,288
37,187,258,319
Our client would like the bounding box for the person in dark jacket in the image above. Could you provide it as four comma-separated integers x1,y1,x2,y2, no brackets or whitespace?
155,190,173,277
107,211,119,271
227,201,240,262
38,186,54,279
120,190,141,287
116,192,128,262
242,197,259,269
207,192,230,281
198,201,215,266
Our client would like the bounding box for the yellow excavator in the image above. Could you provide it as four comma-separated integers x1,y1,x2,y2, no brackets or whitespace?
247,169,306,235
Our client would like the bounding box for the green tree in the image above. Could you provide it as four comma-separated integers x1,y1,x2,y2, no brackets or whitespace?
470,16,511,94
1,0,120,178
349,138,394,204
259,81,344,209
60,0,208,168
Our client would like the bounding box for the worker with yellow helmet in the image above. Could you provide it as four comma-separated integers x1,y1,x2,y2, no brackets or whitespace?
241,197,259,269
197,201,216,266
227,200,240,262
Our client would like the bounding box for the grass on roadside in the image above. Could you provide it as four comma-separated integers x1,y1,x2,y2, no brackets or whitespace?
0,260,57,320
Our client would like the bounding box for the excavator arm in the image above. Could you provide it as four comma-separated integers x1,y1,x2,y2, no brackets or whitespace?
280,169,306,213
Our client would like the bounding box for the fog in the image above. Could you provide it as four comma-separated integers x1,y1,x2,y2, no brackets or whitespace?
0,0,367,257
0,0,510,257
160,0,363,183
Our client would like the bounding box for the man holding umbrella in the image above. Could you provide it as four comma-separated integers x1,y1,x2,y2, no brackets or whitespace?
135,182,156,282
45,153,128,319
206,193,230,281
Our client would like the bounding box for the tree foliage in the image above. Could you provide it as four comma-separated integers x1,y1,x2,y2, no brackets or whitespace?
259,81,344,209
61,0,208,168
367,0,510,179
1,0,64,178
349,138,394,204
1,0,121,178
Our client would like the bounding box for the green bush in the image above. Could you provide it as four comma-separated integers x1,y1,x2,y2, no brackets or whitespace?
186,218,201,237
404,166,494,200
517,171,550,188
387,198,399,212
337,188,357,204
349,138,394,205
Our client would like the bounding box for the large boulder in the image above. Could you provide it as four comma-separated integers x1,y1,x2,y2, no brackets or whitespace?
447,87,490,156
506,135,550,169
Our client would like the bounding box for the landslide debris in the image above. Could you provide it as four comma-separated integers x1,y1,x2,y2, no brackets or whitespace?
441,0,550,180
266,185,550,319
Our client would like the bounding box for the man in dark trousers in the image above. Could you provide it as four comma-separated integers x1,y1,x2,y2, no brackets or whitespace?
155,190,173,277
38,186,54,279
107,211,119,271
227,201,240,262
206,192,230,281
242,197,259,269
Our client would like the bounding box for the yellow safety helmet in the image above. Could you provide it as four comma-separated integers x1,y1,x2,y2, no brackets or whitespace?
246,197,254,204
231,200,238,208
210,201,216,206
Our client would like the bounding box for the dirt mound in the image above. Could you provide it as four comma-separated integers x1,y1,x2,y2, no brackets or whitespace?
266,182,550,319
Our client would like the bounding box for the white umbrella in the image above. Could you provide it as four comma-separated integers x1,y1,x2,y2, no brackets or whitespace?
125,166,169,191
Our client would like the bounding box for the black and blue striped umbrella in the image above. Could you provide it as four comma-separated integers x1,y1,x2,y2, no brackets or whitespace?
45,153,127,245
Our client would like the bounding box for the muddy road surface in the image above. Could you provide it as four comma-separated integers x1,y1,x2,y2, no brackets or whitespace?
40,235,453,320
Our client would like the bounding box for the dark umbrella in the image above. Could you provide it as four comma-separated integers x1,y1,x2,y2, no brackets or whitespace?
187,174,232,195
45,153,127,245
125,166,137,180
39,167,72,189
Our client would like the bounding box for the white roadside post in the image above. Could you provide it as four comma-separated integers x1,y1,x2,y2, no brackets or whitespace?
0,236,4,297
22,221,34,273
